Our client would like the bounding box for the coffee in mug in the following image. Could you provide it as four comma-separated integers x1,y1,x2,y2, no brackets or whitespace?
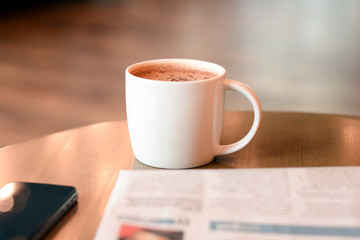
131,64,217,82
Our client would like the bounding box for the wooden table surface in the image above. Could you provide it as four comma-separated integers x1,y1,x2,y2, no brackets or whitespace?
0,112,359,239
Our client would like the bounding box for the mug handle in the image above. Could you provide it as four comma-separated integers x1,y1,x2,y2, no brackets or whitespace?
216,79,262,155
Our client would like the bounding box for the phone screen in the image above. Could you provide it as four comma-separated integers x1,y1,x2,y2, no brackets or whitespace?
0,182,77,240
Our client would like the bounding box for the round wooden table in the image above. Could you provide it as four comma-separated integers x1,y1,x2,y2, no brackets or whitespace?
0,112,359,239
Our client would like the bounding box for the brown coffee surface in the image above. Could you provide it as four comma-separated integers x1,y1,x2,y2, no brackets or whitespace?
132,65,217,82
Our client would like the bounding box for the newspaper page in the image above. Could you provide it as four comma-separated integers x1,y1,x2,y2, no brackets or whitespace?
95,166,360,240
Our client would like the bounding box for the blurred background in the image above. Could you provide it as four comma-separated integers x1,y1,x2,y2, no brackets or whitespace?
0,0,359,147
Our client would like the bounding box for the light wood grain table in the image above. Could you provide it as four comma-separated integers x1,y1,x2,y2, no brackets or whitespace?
0,112,359,239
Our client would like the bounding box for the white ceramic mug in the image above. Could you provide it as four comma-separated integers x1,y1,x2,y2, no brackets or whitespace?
126,59,262,169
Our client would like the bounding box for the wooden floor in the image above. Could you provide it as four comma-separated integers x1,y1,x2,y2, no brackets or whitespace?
0,0,359,147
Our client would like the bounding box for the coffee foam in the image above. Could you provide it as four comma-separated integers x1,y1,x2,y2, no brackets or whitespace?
131,64,217,82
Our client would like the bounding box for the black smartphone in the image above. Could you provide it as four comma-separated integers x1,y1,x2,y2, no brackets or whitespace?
0,182,77,240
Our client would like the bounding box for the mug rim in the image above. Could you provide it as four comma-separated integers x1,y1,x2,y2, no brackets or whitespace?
126,58,226,83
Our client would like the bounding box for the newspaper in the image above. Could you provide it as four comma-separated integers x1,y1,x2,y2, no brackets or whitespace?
95,167,360,240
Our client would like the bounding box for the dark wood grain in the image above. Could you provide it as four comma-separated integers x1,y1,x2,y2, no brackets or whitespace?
213,112,360,168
